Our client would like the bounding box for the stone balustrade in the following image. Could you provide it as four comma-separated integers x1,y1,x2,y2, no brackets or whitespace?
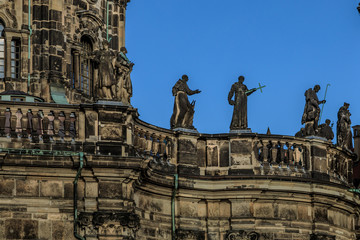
0,102,82,143
133,119,175,162
133,118,355,185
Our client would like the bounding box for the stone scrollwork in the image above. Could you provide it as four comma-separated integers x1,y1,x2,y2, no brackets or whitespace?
78,211,140,238
226,231,260,240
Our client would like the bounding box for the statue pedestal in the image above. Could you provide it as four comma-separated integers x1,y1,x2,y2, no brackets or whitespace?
230,128,252,134
96,100,131,107
172,128,198,133
305,135,327,141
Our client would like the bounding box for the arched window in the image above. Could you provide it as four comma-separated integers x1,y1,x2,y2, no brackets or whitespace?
80,36,93,96
0,21,5,79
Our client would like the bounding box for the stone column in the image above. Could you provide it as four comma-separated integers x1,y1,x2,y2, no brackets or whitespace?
5,36,11,79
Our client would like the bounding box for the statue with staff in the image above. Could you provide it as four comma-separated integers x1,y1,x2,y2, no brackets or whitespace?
228,75,265,130
301,84,329,136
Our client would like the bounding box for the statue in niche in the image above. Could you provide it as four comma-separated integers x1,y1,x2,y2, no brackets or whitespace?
301,85,326,136
93,40,116,100
318,119,334,141
115,47,133,104
4,108,11,137
337,102,353,150
228,76,257,130
15,109,22,138
170,75,201,129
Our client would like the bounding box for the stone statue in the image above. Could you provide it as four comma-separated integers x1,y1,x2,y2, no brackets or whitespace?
228,76,256,130
115,47,134,104
94,40,116,100
301,85,326,136
170,75,201,129
318,119,334,141
337,102,353,150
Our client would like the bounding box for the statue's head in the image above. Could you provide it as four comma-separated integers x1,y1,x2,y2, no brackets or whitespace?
314,85,320,92
344,102,350,109
325,119,331,125
182,75,189,81
120,47,127,54
238,76,245,83
102,40,110,49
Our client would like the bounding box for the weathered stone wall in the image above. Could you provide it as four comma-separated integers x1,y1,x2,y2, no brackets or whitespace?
0,104,358,239
1,0,129,103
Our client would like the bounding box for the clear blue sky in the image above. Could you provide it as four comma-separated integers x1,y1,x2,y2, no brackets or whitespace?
126,0,360,137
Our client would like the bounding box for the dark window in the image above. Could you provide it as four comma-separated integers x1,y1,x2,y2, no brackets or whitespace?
11,40,20,79
11,96,25,102
70,49,75,88
80,37,93,96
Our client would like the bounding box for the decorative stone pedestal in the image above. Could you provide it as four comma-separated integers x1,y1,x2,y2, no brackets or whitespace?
305,135,328,141
96,100,131,107
172,128,198,133
230,128,252,134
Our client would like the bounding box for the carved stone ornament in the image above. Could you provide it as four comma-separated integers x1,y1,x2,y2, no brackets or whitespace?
175,229,205,240
74,12,103,42
310,234,336,240
86,0,98,4
226,231,260,240
0,3,18,28
78,211,140,237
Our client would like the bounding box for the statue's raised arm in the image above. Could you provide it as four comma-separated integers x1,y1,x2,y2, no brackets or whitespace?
170,75,201,131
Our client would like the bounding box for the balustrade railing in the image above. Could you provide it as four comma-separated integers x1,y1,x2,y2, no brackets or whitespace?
133,125,174,162
0,104,80,143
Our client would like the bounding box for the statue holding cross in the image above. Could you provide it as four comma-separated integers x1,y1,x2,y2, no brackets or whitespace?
228,75,265,130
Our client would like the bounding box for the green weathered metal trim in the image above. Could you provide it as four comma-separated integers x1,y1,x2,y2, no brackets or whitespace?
28,0,32,93
349,188,360,194
73,152,85,240
0,148,80,156
171,174,178,240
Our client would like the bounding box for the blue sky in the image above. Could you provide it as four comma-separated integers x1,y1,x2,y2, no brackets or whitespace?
126,0,360,137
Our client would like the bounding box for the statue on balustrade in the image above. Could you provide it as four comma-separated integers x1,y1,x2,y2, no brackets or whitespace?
318,119,334,141
170,75,201,129
301,85,326,136
94,40,116,100
228,76,257,130
115,47,134,104
337,102,353,150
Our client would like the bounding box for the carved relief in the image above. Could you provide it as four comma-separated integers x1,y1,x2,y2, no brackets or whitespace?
78,211,140,239
310,234,335,240
175,229,205,240
0,3,18,28
226,231,259,240
74,12,103,43
100,126,123,140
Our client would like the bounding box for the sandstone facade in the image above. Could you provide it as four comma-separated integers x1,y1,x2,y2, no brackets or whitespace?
0,1,359,240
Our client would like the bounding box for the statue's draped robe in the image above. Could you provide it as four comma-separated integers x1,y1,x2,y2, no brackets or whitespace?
302,88,320,125
116,53,133,103
228,82,249,130
301,88,321,135
337,106,353,150
170,80,197,129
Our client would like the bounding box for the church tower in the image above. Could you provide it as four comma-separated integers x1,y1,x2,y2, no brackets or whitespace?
0,0,132,104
